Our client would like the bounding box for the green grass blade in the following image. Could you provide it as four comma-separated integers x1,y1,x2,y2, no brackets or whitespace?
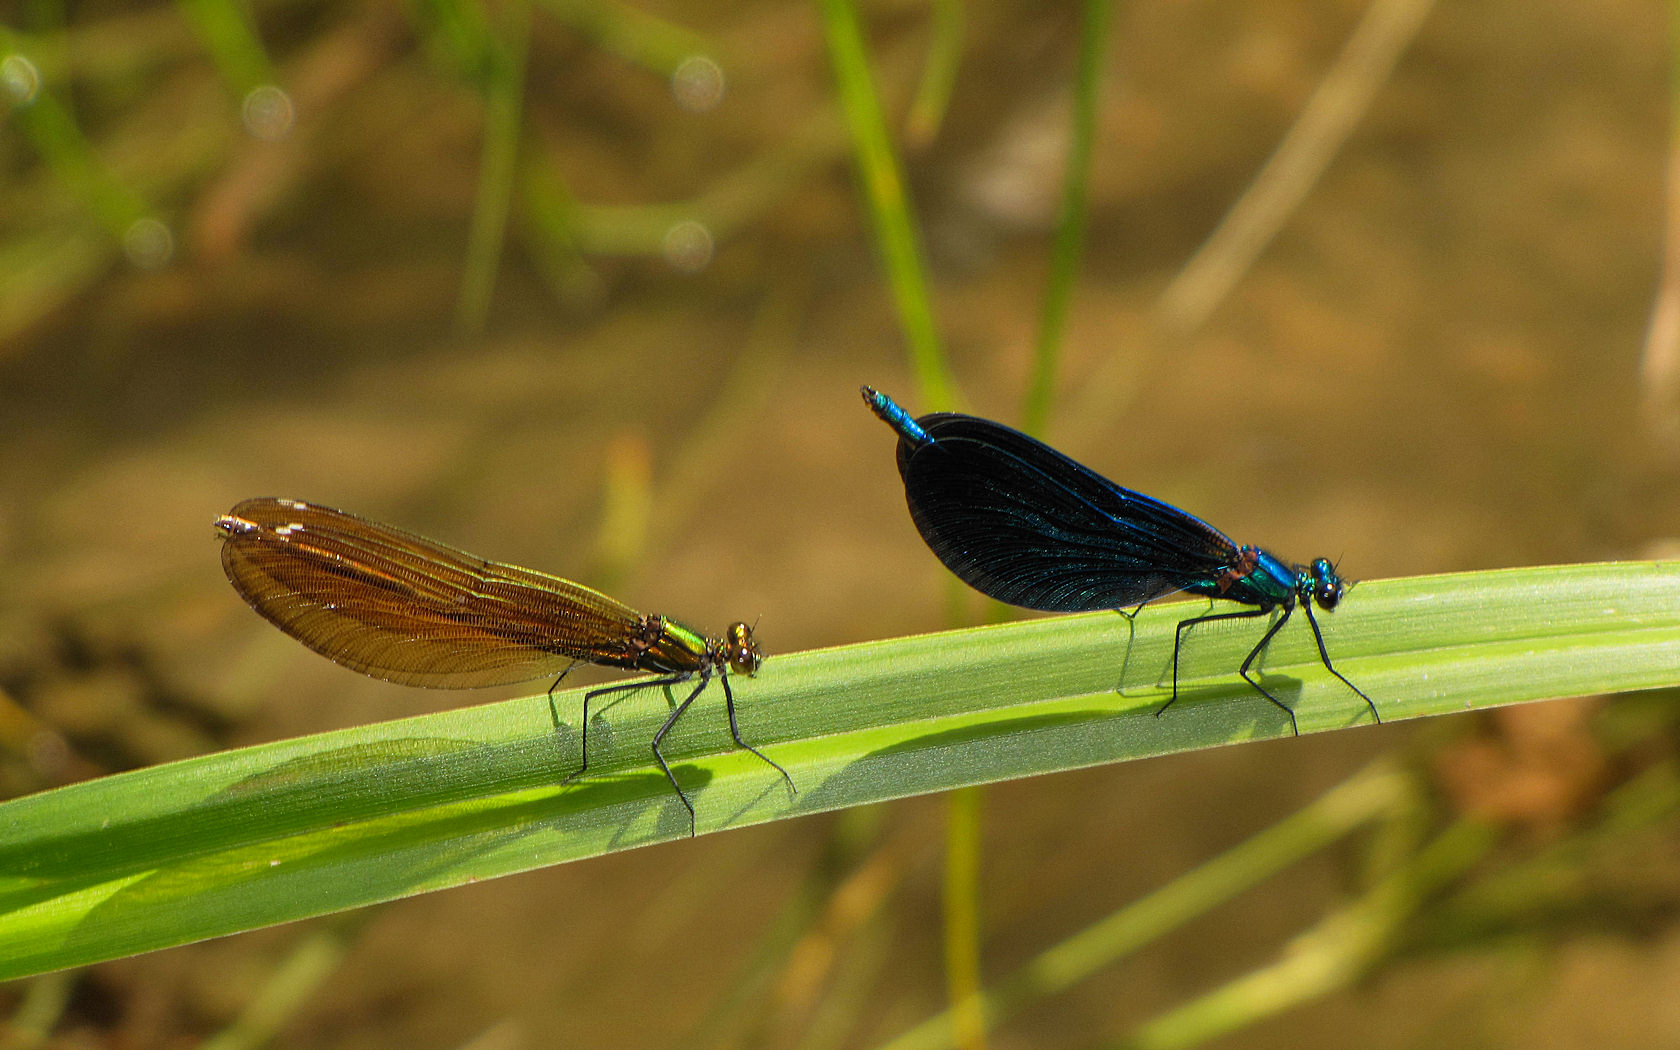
875,760,1413,1050
1021,0,1113,437
456,0,530,333
1119,819,1498,1050
0,562,1676,977
173,0,277,97
534,0,716,78
817,0,954,409
941,787,985,1050
0,32,151,239
904,0,962,148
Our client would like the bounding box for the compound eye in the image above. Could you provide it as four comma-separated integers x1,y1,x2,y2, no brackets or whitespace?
725,622,763,674
1315,579,1342,608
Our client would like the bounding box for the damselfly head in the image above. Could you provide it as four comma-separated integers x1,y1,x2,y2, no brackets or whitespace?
1307,557,1344,610
721,621,763,675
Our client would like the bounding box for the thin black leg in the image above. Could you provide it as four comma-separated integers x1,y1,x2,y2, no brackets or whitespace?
1114,590,1170,625
565,673,693,785
722,671,796,799
562,668,797,834
1302,602,1381,724
1236,604,1301,736
545,661,583,731
1116,596,1205,693
650,676,711,837
1162,605,1277,718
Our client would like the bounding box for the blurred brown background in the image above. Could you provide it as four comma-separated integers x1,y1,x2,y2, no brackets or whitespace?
3,0,1679,1047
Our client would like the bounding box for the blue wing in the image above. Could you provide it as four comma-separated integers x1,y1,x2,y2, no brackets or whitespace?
895,414,1239,611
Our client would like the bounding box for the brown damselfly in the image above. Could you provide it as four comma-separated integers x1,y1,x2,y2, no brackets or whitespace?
215,497,792,833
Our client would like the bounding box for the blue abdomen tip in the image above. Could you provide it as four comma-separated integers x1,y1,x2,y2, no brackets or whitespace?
861,386,931,447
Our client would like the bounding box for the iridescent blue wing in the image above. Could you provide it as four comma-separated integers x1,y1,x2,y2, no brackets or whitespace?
895,414,1239,611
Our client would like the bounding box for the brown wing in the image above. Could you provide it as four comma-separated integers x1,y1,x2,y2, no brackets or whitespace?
217,498,650,688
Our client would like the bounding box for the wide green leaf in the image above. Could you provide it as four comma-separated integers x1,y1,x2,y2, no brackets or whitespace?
1,561,1677,978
